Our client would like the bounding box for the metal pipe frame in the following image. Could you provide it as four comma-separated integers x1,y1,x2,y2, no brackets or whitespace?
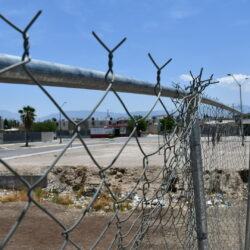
59,101,67,144
190,119,208,250
0,54,242,115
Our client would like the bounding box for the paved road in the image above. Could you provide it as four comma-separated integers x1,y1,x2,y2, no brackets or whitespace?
0,139,117,160
0,136,160,160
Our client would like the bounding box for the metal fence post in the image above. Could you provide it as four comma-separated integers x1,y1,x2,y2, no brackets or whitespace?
244,142,250,250
190,118,209,250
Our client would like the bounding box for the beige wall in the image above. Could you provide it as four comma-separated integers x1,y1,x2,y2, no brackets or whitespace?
41,132,54,142
147,124,158,134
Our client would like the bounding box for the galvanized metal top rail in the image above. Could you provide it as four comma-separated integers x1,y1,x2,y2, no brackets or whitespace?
0,54,240,114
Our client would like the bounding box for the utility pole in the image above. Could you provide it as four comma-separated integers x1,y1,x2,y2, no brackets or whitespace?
59,101,67,144
227,74,248,146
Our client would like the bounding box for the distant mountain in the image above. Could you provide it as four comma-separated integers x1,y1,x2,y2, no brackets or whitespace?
38,110,168,121
0,110,20,120
131,110,168,118
2,105,250,122
39,110,126,121
0,109,168,122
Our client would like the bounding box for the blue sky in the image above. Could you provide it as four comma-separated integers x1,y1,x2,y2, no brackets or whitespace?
1,0,250,117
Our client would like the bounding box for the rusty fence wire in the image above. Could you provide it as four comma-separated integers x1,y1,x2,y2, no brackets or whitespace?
0,10,248,250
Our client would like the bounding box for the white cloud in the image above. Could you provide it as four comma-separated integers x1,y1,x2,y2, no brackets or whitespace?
217,74,250,92
179,74,192,82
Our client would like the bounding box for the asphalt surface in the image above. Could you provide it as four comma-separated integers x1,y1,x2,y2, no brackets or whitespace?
0,136,160,160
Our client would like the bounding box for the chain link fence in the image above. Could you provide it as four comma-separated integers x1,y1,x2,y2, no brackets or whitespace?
0,10,249,250
199,105,249,250
201,106,248,249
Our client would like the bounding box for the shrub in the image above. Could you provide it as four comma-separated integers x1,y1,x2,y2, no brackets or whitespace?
0,190,28,203
4,119,20,129
55,194,73,205
92,191,113,211
108,133,115,139
34,187,49,202
116,200,133,211
31,120,57,132
127,115,148,136
159,115,176,132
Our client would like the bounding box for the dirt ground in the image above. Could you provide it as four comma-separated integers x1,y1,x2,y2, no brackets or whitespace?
0,201,190,250
0,202,119,250
0,137,249,250
0,200,246,250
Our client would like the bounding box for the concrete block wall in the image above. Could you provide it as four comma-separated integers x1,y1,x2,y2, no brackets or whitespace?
41,132,54,142
0,131,3,144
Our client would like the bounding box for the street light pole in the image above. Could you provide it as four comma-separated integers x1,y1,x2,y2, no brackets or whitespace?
59,101,67,144
227,74,248,146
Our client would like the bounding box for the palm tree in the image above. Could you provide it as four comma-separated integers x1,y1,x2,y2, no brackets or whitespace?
18,106,36,147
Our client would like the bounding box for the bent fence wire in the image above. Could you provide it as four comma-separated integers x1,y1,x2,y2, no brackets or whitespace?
199,105,249,250
0,10,248,250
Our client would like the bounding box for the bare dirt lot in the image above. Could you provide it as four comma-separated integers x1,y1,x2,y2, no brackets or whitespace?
0,137,249,249
0,201,190,250
0,136,190,249
0,200,246,250
0,202,120,250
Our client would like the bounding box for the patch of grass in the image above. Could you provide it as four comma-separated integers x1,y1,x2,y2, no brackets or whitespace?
51,188,59,195
0,190,28,203
92,191,114,212
112,185,122,198
75,204,83,209
75,187,84,200
34,187,43,200
92,190,133,212
0,188,73,206
117,200,133,211
54,194,73,205
33,187,49,202
19,190,29,201
0,193,19,203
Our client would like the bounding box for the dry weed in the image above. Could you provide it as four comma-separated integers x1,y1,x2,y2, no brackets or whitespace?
92,189,133,212
55,194,73,205
33,187,49,202
92,191,114,212
0,190,28,203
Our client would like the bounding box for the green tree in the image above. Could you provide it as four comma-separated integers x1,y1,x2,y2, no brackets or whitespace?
128,115,148,136
18,106,36,147
31,120,57,132
4,119,20,129
159,115,176,132
11,119,20,128
4,119,9,129
243,113,250,119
